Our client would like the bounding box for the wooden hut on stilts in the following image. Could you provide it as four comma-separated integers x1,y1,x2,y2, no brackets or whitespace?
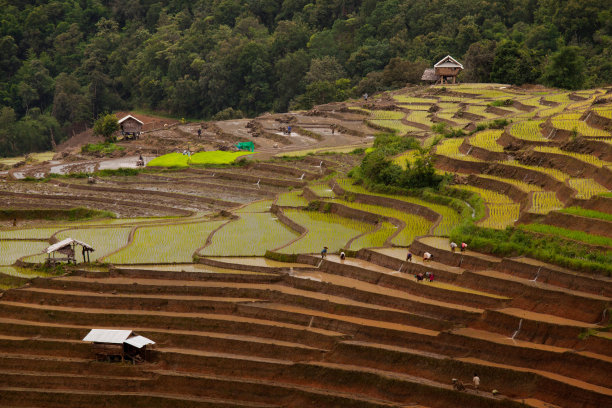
44,238,94,265
421,55,464,85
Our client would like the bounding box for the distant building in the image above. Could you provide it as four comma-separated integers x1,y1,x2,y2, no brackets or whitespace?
421,55,464,85
118,115,144,139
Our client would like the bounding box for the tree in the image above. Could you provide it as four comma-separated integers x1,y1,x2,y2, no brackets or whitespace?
462,40,496,83
540,46,585,90
93,114,119,142
490,41,537,85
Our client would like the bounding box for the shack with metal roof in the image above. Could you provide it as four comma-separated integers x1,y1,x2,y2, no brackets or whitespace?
44,238,94,265
82,329,155,363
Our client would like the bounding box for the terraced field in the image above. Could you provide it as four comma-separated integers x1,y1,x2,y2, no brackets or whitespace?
0,84,611,408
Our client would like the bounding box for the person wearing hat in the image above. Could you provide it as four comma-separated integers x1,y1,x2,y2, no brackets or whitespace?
321,246,328,258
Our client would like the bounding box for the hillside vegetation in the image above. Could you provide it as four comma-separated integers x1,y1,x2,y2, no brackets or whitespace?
2,0,612,157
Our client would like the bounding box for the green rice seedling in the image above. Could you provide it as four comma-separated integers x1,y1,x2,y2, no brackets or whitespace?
530,192,563,214
148,151,253,168
0,240,49,265
538,102,570,117
348,106,372,115
199,213,298,256
55,227,132,260
336,179,461,236
542,92,573,103
368,120,422,135
479,203,520,229
509,120,545,141
371,110,405,120
469,129,504,152
520,224,612,247
0,227,63,240
593,106,612,120
279,210,375,254
406,110,436,126
560,207,612,222
436,102,460,111
435,138,482,161
392,95,437,104
398,104,432,110
349,222,397,249
501,160,569,181
0,266,54,278
104,220,225,264
568,178,609,199
332,200,431,246
534,146,612,167
465,105,499,118
435,112,472,125
454,185,514,204
309,183,335,198
235,200,274,213
477,175,543,193
551,112,610,137
276,191,308,207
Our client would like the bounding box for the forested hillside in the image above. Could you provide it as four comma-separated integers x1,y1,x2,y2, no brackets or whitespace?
1,0,611,156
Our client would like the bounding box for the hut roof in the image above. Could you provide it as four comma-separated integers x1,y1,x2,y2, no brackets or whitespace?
434,55,463,69
83,329,155,348
421,68,439,81
45,238,94,254
118,115,144,125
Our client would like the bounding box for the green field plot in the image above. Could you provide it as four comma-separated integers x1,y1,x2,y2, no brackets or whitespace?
349,222,397,249
435,138,482,161
538,102,569,117
148,151,253,168
276,191,308,207
465,105,499,118
520,224,612,247
279,210,375,254
336,179,461,236
551,112,610,137
54,227,132,260
399,104,432,110
0,266,54,278
469,129,504,152
368,119,423,135
235,200,274,213
104,220,225,264
0,240,49,265
568,178,609,199
0,227,63,240
593,106,612,120
199,213,298,256
405,110,435,126
478,175,543,193
534,146,612,168
454,185,518,229
560,207,612,222
509,120,545,141
333,200,431,246
309,183,335,198
392,95,437,104
502,160,569,181
371,110,405,120
530,192,563,214
435,112,472,125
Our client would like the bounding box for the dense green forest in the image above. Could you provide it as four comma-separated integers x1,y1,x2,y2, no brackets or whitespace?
1,0,611,156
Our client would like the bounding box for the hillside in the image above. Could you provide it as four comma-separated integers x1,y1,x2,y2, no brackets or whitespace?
2,0,612,158
0,83,610,407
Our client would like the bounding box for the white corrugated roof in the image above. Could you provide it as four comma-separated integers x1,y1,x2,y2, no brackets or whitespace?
45,238,94,254
118,115,144,125
434,55,463,69
83,329,132,344
124,335,155,349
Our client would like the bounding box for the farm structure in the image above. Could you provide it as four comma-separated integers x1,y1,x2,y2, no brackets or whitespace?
44,238,94,265
422,55,463,84
118,114,144,139
82,329,154,363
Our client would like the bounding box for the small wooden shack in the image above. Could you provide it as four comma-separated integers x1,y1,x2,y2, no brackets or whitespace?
82,329,155,364
118,115,144,139
421,55,464,84
44,238,94,265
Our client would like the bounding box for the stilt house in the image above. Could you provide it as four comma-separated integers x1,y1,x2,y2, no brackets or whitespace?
44,238,94,265
118,115,144,139
421,55,464,84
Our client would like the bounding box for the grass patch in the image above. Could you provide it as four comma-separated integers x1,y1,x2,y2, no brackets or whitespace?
147,151,253,168
0,208,115,222
519,224,612,247
81,142,124,156
450,224,612,276
559,207,612,222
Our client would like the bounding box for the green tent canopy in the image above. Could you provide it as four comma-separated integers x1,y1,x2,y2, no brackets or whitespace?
236,142,255,152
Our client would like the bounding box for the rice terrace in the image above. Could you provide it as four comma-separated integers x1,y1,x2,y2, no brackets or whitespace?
0,83,611,408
